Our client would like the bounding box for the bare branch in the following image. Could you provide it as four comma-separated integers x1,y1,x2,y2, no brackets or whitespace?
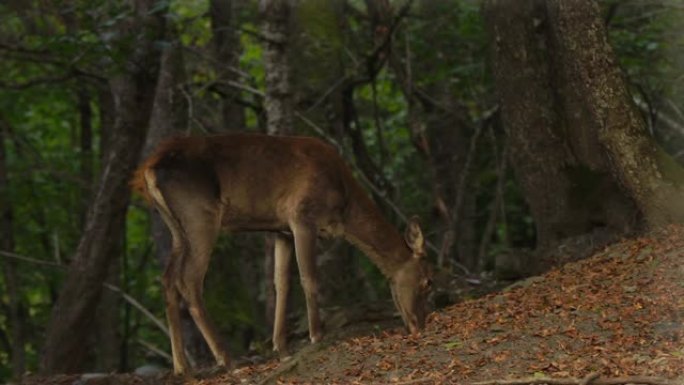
103,283,169,338
0,250,169,338
0,74,76,90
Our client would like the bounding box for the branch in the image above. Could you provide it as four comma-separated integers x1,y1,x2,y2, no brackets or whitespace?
303,0,415,112
136,338,172,363
214,79,265,97
0,43,106,84
0,250,169,338
0,250,64,268
103,283,169,338
0,73,76,90
361,0,415,83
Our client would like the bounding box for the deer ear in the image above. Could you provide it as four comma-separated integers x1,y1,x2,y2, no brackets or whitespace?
404,216,425,258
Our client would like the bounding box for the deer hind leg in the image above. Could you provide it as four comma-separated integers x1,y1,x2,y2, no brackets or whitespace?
162,244,190,374
175,213,230,367
151,191,191,374
291,222,323,344
272,234,294,356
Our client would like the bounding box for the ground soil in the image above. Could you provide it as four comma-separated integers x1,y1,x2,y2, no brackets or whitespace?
19,225,684,385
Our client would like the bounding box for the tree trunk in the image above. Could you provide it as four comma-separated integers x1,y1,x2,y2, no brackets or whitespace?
75,86,121,373
484,0,591,248
545,0,684,227
77,87,93,227
484,0,639,257
141,27,216,366
0,116,26,378
260,0,295,333
210,0,266,347
94,257,120,371
40,0,165,374
260,0,294,136
210,0,246,129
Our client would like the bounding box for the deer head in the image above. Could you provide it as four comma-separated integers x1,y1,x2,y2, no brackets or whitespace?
389,217,432,334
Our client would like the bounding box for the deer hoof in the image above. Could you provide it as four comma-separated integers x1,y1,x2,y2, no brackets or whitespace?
310,332,323,344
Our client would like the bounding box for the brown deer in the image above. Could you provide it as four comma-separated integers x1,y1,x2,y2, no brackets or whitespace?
131,133,432,374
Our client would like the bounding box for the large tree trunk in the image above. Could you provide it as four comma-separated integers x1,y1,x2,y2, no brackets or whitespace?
0,117,26,378
484,0,639,256
40,0,165,374
545,0,684,227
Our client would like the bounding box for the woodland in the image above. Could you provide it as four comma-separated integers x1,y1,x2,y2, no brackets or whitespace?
0,0,683,384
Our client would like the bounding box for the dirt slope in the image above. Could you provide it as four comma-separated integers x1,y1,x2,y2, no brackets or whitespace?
21,226,684,385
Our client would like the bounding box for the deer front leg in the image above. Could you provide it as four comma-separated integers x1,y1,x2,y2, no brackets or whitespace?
272,234,294,356
292,223,323,344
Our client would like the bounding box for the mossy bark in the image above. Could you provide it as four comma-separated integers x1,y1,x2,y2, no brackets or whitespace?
483,0,641,252
485,0,684,256
546,0,684,227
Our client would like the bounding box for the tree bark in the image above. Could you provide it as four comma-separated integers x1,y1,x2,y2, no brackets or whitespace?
77,87,93,227
0,116,26,378
545,0,684,227
40,0,166,374
484,0,639,255
485,0,590,248
210,0,246,129
260,0,295,333
260,0,294,135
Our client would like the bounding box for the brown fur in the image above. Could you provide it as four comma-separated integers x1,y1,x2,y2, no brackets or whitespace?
130,135,204,203
129,133,432,374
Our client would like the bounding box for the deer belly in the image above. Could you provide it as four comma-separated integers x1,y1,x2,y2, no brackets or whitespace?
219,200,286,232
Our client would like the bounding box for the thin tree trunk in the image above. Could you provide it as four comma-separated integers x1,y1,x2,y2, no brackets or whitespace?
93,83,121,374
260,0,295,333
210,0,246,130
77,87,93,227
40,0,166,373
210,0,266,344
0,116,26,378
75,86,120,372
260,0,294,136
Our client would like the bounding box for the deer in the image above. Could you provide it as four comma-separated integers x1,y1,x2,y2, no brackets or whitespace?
131,133,432,374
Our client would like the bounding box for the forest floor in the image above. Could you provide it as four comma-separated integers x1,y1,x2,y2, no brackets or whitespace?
20,225,684,385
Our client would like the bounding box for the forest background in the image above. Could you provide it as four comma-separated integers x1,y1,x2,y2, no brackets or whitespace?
0,0,683,381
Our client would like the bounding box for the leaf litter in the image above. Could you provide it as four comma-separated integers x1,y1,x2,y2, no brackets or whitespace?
21,225,684,385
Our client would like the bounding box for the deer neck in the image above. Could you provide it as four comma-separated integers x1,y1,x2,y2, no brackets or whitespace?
342,186,411,278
